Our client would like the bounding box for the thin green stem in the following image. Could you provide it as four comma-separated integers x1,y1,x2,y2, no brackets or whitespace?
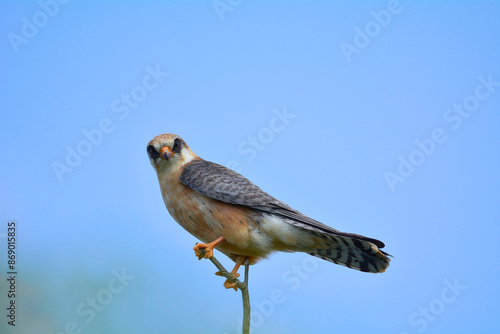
203,254,251,334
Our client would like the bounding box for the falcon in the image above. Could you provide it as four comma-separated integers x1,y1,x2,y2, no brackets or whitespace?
147,133,390,289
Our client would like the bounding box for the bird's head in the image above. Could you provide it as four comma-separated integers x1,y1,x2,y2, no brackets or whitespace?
147,134,198,173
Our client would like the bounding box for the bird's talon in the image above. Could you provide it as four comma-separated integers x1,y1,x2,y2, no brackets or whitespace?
193,247,204,260
193,237,224,260
222,272,240,290
214,270,241,290
193,243,214,259
224,279,239,291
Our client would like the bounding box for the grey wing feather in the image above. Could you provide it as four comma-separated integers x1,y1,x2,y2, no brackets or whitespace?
180,159,282,208
180,160,387,250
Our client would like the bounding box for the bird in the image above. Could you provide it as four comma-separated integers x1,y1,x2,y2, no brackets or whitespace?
147,133,390,290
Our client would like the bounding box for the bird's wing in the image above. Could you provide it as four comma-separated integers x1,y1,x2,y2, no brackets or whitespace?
180,159,282,209
180,160,386,249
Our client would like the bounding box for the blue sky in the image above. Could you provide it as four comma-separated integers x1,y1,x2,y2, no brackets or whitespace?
1,1,499,333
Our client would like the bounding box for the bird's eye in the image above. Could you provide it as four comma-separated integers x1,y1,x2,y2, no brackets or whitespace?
172,138,182,153
147,145,160,160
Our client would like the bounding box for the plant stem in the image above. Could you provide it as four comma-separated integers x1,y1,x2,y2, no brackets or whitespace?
206,255,251,334
241,259,250,334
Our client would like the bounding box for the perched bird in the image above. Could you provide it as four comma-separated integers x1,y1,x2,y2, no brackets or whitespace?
147,133,390,289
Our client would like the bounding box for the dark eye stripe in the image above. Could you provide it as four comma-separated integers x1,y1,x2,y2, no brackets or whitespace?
147,145,160,160
172,138,182,153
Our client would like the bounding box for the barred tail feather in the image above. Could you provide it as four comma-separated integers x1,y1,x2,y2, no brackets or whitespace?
308,232,391,273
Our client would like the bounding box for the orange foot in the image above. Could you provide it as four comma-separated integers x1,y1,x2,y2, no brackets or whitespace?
193,236,224,260
216,271,241,291
215,257,246,291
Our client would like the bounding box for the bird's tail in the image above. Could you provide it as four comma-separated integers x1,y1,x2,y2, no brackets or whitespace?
307,231,391,273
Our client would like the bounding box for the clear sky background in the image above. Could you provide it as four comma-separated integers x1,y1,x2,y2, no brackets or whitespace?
1,1,499,334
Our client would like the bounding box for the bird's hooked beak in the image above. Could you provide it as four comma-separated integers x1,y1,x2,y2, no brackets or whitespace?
160,146,174,161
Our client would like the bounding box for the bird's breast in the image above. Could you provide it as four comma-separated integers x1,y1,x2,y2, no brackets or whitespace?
158,170,275,258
